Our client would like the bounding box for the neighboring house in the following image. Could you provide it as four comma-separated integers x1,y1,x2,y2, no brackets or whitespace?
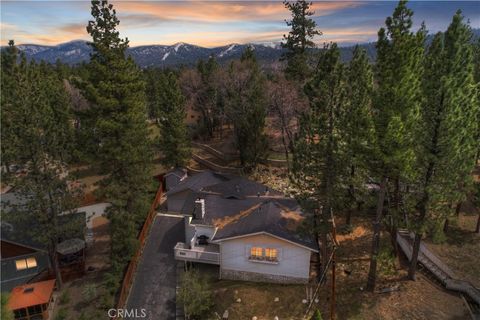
7,279,56,320
164,168,188,192
173,172,318,284
1,192,86,292
74,202,111,244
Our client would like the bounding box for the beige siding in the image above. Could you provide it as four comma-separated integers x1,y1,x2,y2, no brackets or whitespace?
219,233,311,280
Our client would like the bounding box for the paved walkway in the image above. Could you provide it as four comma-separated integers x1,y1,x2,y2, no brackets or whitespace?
126,215,184,320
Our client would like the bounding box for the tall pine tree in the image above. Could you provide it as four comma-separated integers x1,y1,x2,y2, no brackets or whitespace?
344,46,375,226
291,43,348,274
1,47,80,289
282,0,321,82
225,48,268,169
81,0,153,286
366,0,425,291
152,72,191,168
408,11,479,279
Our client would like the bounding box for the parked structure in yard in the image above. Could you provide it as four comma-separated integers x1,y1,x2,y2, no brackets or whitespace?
7,279,56,320
170,171,318,284
1,192,86,292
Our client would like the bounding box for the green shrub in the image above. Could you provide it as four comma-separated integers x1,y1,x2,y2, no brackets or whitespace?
82,284,97,302
312,309,323,320
54,308,68,320
99,292,114,311
431,223,447,244
177,269,213,319
378,242,396,276
59,290,70,305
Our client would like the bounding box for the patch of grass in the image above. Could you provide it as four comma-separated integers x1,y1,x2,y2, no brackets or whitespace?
378,246,397,277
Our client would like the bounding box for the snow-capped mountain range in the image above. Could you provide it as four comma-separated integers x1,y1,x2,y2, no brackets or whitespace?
11,40,286,68
11,28,478,68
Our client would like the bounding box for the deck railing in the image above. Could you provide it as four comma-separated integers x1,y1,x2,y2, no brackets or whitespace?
174,242,220,265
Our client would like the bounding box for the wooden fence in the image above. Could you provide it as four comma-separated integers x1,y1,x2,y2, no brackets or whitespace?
192,141,288,168
115,179,165,311
192,154,244,175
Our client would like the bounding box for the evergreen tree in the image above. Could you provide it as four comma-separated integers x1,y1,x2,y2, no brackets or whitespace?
291,43,348,274
366,0,425,291
81,0,153,286
282,0,321,81
1,41,20,174
1,293,14,320
153,72,191,168
224,49,268,170
408,11,479,279
189,56,223,138
344,46,375,226
1,49,80,289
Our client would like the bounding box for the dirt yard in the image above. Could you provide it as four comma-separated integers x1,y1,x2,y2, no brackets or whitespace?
427,213,480,288
210,213,473,320
52,214,111,320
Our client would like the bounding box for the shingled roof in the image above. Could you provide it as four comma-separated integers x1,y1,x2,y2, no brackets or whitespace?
1,192,86,250
172,170,317,250
212,200,318,251
166,171,230,196
201,176,283,199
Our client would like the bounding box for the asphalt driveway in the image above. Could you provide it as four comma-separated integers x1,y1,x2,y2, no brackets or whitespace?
126,215,184,320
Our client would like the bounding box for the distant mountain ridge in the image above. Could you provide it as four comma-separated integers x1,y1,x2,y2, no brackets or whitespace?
8,28,479,68
12,41,287,68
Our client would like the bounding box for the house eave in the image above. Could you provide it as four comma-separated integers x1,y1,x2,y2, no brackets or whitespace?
211,231,319,253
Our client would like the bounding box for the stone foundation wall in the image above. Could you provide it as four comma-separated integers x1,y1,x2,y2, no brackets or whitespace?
220,268,308,284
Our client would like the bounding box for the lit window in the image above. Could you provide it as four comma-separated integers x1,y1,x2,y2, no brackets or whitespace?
250,247,263,260
15,260,27,271
26,257,37,268
15,257,37,271
265,248,278,262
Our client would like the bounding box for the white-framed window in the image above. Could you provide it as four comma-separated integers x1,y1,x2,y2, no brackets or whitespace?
250,247,263,260
15,257,37,271
247,246,280,263
265,248,278,262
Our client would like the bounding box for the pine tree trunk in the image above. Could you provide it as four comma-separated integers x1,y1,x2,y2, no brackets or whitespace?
475,214,480,234
280,125,290,169
346,165,355,227
49,249,63,289
455,201,462,217
443,218,449,233
408,171,434,280
366,176,388,292
408,232,423,281
394,178,400,213
345,210,352,227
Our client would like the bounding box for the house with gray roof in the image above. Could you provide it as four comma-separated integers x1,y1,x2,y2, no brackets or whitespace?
172,171,318,284
1,192,86,292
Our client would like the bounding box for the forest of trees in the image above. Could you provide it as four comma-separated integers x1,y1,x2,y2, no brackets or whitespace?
1,0,479,315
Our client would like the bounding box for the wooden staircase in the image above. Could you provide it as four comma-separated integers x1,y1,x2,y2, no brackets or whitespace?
396,230,480,319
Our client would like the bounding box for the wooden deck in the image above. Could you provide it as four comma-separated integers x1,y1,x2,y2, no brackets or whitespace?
396,230,480,318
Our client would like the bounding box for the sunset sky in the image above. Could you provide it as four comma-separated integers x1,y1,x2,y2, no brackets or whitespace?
1,1,479,47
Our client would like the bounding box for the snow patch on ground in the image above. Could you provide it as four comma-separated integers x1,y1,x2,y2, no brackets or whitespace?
218,44,236,57
174,42,183,52
162,52,170,61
